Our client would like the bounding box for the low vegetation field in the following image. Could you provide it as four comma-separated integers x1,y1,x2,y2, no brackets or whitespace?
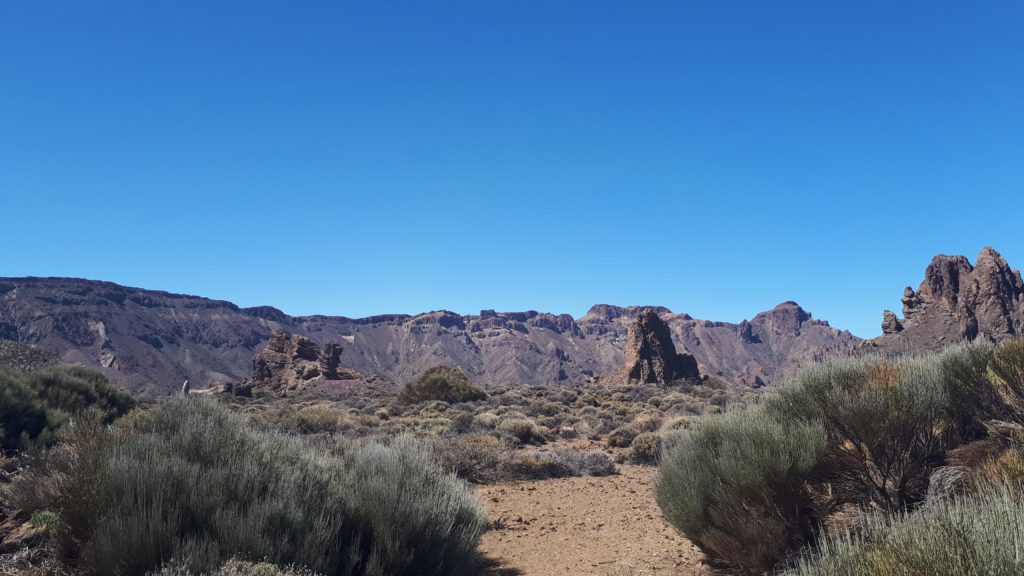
4,339,1024,575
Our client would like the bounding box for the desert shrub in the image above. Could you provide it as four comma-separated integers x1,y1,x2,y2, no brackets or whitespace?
936,342,999,440
428,434,506,484
766,356,950,510
963,431,1024,490
495,452,567,480
783,483,1024,576
606,425,639,448
426,435,612,483
472,412,500,429
548,389,577,405
990,338,1024,416
294,403,348,434
656,408,825,574
497,418,544,444
447,411,475,434
399,366,486,405
0,365,133,450
527,400,564,418
548,449,616,477
12,397,486,576
270,404,381,435
0,370,62,450
630,432,662,464
27,365,135,423
342,439,487,575
493,449,612,481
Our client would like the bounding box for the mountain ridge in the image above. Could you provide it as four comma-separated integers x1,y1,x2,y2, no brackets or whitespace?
0,276,860,395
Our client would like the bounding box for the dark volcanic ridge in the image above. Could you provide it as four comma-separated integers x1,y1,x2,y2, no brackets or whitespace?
0,277,860,395
6,248,1017,397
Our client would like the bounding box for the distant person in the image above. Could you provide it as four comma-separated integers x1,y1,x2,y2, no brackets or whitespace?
182,379,190,396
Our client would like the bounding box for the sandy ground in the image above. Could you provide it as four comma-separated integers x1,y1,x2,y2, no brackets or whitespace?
477,465,703,576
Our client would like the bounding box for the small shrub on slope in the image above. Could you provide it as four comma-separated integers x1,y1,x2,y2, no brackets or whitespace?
0,364,133,450
0,368,62,450
28,365,135,423
398,366,487,405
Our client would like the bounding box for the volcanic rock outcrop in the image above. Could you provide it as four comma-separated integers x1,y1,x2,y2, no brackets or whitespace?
248,331,358,393
622,310,700,384
871,247,1024,352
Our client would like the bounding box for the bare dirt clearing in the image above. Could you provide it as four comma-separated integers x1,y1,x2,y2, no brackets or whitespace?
478,465,702,576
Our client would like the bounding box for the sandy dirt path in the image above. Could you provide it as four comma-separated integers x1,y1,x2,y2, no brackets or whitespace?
477,465,702,576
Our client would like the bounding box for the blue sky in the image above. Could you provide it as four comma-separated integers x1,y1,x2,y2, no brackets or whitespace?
2,1,1023,337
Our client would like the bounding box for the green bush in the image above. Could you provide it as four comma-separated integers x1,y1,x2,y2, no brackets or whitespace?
497,418,544,444
656,408,825,574
493,449,614,481
0,369,61,450
0,364,133,450
782,483,1024,576
936,342,999,440
398,366,487,405
13,397,486,576
766,356,950,511
652,339,1024,574
29,365,135,423
606,425,639,448
991,338,1024,416
630,432,662,464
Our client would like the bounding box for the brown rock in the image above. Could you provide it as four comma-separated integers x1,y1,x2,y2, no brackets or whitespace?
622,309,700,384
882,310,902,334
250,331,352,392
873,247,1024,352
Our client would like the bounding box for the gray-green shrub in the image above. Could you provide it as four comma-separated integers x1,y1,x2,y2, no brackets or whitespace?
0,364,133,450
656,408,824,574
497,418,544,444
766,356,950,510
12,397,486,576
629,432,662,464
782,482,1024,576
398,366,487,405
29,365,135,423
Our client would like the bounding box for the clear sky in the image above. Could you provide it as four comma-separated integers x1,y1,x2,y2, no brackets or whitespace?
3,1,1023,338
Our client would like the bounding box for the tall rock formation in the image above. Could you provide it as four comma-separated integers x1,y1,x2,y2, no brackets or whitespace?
249,331,360,393
871,247,1024,352
622,309,700,384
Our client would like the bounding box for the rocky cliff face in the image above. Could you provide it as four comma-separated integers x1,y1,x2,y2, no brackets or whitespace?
243,331,362,394
870,247,1024,352
0,277,861,396
622,310,700,384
